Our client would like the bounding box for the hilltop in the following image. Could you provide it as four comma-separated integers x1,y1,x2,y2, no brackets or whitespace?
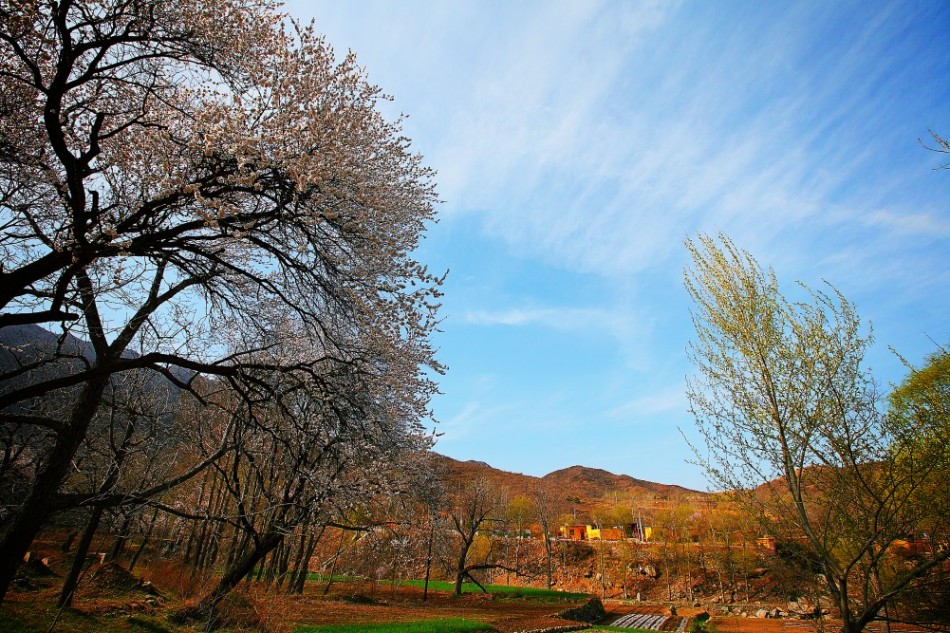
430,453,706,519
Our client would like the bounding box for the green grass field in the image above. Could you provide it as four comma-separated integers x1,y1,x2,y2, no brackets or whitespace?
381,579,589,601
305,572,361,583
295,619,493,633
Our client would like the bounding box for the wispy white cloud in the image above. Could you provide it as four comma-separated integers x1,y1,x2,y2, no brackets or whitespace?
464,306,623,331
864,209,950,237
404,1,948,292
435,395,513,445
285,0,950,489
607,387,688,420
462,303,657,372
296,0,948,299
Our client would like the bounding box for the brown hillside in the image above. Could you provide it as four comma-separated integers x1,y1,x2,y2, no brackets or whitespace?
431,453,706,519
431,453,538,492
542,464,701,502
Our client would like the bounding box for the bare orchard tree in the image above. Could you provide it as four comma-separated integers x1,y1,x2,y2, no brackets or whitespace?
0,0,441,603
445,477,515,595
532,482,560,589
505,493,535,586
176,313,437,621
684,234,950,633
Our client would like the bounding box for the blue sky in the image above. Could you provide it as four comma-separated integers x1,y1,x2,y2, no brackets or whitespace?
285,0,950,490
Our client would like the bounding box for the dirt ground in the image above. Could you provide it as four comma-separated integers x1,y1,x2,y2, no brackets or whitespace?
252,587,595,633
3,558,939,633
711,615,934,633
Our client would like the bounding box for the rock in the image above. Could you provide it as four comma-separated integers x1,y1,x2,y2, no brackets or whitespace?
755,609,769,618
86,563,149,596
787,600,820,619
140,580,163,597
21,558,56,577
13,556,57,592
640,564,660,579
558,597,607,624
769,609,781,619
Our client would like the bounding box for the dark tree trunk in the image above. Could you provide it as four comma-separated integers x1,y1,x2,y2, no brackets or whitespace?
61,529,79,554
109,513,134,562
128,507,160,574
423,517,435,601
0,377,108,604
454,540,472,596
290,524,322,594
58,505,105,608
181,530,284,625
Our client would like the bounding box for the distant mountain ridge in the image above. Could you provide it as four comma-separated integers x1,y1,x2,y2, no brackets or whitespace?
0,323,186,417
431,453,705,519
542,464,700,500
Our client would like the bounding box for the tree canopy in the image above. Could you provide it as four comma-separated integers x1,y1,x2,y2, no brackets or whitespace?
684,233,949,633
0,0,442,605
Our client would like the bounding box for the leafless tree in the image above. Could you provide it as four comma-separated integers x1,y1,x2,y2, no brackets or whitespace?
532,483,560,589
445,477,516,595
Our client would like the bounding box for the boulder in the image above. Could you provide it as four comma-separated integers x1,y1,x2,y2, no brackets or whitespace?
558,597,607,624
787,600,820,618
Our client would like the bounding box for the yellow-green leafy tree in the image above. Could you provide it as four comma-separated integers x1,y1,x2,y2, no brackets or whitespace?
684,234,949,633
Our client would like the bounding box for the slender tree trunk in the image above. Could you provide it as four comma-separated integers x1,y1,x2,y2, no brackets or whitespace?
290,524,322,594
192,519,210,576
61,529,79,554
58,506,106,608
621,543,629,600
323,529,346,595
128,507,160,574
423,518,435,601
275,539,292,590
284,524,307,593
264,539,282,585
109,513,134,562
454,536,474,596
184,471,212,565
542,529,554,589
